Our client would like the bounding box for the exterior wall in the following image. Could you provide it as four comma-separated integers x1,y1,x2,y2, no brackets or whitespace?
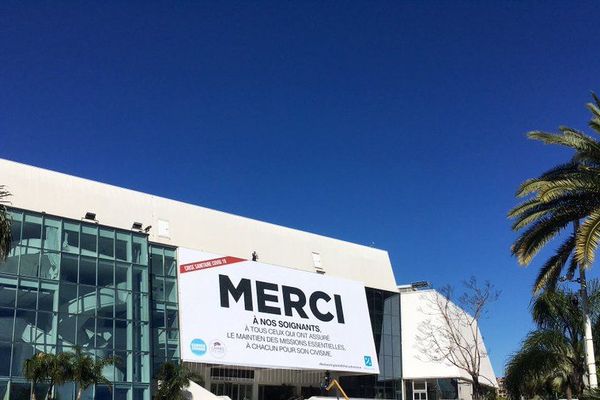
399,290,497,388
1,158,396,292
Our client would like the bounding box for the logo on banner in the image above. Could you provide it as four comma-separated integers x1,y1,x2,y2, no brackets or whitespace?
210,340,227,358
364,356,373,367
190,339,207,356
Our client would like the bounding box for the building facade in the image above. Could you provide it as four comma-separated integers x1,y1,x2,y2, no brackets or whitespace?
0,159,495,400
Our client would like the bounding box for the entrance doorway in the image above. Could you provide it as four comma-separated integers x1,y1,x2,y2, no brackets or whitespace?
211,382,253,400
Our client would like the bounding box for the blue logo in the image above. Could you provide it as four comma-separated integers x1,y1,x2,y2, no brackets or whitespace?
190,339,207,356
364,356,372,367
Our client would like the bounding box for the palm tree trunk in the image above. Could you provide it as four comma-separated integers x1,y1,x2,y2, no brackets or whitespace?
579,266,598,388
76,384,83,400
30,380,36,400
566,385,573,400
45,380,53,400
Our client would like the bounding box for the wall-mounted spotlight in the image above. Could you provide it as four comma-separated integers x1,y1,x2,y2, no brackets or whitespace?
252,251,258,261
411,281,431,289
132,222,143,230
144,225,152,233
83,212,97,221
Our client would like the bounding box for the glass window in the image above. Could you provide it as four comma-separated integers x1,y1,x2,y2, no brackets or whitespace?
151,278,164,302
10,382,31,398
81,225,97,257
134,293,149,322
19,247,41,277
132,267,148,293
95,385,112,400
77,315,95,348
164,278,177,303
38,281,58,312
96,318,114,349
150,248,164,276
58,314,77,348
9,210,23,247
79,285,97,316
99,228,115,259
114,320,131,350
114,386,130,399
97,260,114,287
62,221,80,253
79,256,97,286
115,263,129,290
116,232,132,262
0,275,17,308
0,308,14,342
166,309,178,330
164,249,177,277
132,236,147,265
152,309,165,329
17,279,38,310
11,340,33,376
59,283,78,314
0,341,11,376
115,290,131,320
22,214,42,248
43,217,61,251
60,254,78,284
97,288,115,318
35,311,57,345
40,251,60,280
133,387,148,400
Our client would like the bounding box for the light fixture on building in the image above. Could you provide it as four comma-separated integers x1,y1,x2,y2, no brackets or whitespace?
252,251,258,261
144,225,152,233
132,222,143,230
411,281,431,289
83,212,97,221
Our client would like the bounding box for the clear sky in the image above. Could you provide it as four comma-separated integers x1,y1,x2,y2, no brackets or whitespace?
1,1,599,376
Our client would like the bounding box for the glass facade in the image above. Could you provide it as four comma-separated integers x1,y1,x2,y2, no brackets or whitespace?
148,245,180,374
0,209,151,399
340,288,402,400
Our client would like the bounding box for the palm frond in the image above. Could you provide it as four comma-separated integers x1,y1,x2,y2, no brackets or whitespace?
533,235,575,293
575,210,600,267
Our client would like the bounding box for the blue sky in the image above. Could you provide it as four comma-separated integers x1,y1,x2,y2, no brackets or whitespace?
1,1,599,375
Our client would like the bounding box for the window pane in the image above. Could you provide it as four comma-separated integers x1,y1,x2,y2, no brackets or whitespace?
62,222,80,253
40,251,60,280
17,279,38,310
60,254,78,284
79,256,97,286
115,263,129,290
133,236,147,265
0,276,17,308
151,278,164,301
0,342,10,376
165,278,177,303
9,210,23,247
96,318,114,349
0,308,14,342
79,285,97,316
77,315,95,348
19,247,40,277
98,288,115,318
38,281,59,312
99,228,115,259
132,267,148,293
43,217,61,251
115,232,131,262
150,248,163,275
115,290,131,320
35,311,57,345
59,283,78,314
14,309,36,342
98,260,114,287
81,225,97,256
22,214,42,248
164,249,176,277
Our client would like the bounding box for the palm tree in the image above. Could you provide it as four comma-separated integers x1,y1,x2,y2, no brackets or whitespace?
44,352,73,400
0,185,11,262
504,287,599,400
23,353,50,400
509,93,600,387
154,362,203,400
70,346,115,400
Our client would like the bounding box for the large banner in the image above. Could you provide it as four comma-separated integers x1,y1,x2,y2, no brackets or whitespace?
177,248,380,373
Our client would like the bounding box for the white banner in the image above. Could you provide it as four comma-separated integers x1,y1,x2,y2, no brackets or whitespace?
177,248,380,373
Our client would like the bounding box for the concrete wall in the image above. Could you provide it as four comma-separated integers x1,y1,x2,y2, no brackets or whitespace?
0,158,397,292
400,290,497,387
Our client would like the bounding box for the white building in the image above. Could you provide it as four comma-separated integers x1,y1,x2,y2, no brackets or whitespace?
0,158,496,400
